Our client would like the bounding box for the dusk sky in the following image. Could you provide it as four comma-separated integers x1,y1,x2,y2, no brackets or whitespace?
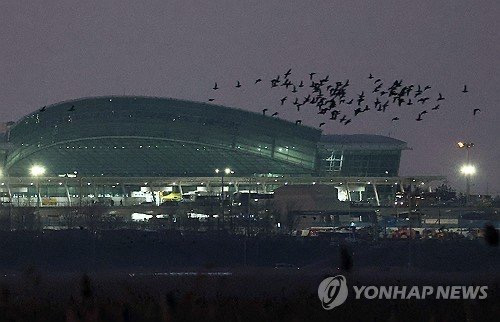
0,0,498,194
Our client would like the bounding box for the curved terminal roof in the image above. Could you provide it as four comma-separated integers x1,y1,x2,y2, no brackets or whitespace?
6,96,321,177
320,134,407,150
321,134,405,145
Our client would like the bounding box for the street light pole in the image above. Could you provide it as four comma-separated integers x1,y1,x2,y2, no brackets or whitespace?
466,148,470,206
458,142,475,206
215,168,233,230
221,172,225,228
30,165,46,229
36,177,40,209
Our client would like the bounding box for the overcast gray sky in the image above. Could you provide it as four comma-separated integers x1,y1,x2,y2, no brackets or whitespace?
0,0,498,194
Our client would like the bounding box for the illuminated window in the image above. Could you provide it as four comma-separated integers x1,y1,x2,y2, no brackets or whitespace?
325,151,343,172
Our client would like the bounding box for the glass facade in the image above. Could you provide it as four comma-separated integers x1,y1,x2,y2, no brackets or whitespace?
317,135,406,177
7,138,316,177
3,97,407,178
5,97,321,177
318,149,402,177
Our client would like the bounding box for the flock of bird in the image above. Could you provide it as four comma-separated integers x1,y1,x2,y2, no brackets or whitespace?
208,69,481,128
34,70,481,131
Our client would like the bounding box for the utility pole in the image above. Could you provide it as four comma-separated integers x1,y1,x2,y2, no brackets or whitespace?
221,173,225,229
457,142,475,206
215,168,233,230
466,147,470,206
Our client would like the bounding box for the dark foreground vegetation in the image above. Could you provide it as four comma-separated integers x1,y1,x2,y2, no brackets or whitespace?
0,229,498,272
0,230,497,321
0,270,498,321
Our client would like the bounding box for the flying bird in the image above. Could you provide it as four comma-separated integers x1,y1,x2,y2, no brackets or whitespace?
357,91,365,105
462,85,468,93
255,78,262,84
280,96,287,105
432,104,440,110
235,81,241,88
213,82,219,90
417,97,430,104
473,108,481,115
319,122,326,127
284,68,292,78
272,112,278,117
208,98,215,102
282,79,292,88
262,108,268,115
344,119,352,125
368,73,374,79
40,106,46,112
330,111,339,120
295,120,302,125
437,93,445,101
309,72,316,80
68,105,75,112
414,86,423,97
298,80,304,88
392,117,399,121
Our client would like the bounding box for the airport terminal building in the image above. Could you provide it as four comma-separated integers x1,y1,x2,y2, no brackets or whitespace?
0,96,441,207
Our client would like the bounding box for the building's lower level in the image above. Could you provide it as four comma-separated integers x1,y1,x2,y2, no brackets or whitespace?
0,175,445,208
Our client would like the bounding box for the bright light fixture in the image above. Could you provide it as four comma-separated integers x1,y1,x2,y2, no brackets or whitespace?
30,165,46,177
460,164,476,175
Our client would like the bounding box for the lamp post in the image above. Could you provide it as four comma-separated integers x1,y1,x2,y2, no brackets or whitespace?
215,167,233,229
30,165,46,208
460,164,476,206
457,142,475,206
30,165,45,229
0,168,9,230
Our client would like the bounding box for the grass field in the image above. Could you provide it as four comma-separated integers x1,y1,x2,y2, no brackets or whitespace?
0,231,497,321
